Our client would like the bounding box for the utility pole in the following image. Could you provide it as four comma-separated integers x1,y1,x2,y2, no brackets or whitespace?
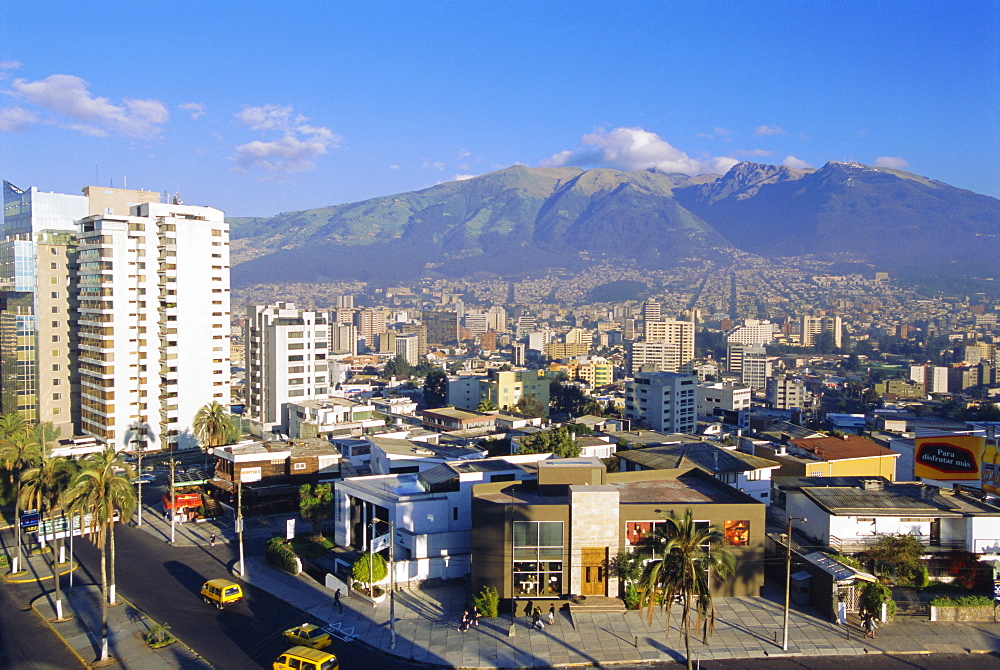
236,480,246,576
134,437,145,527
389,519,396,650
783,516,806,651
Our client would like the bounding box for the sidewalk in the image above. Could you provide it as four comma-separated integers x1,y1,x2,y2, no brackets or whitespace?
238,555,1000,668
126,498,280,548
32,585,212,669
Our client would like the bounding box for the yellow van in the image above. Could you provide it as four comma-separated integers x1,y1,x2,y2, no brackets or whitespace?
273,645,339,670
199,579,243,609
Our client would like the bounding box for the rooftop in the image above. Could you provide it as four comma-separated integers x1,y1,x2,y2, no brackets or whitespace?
788,435,898,462
796,481,1000,517
618,443,780,474
369,436,484,460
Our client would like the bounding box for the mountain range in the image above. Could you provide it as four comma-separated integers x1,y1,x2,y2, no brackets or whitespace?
229,161,999,287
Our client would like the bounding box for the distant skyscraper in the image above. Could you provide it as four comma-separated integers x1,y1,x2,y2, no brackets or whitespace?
423,309,459,345
800,315,842,348
726,319,774,346
642,300,661,323
625,371,697,434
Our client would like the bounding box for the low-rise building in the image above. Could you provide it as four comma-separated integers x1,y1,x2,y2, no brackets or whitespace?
471,459,766,602
421,407,497,434
285,397,383,439
368,436,486,475
754,434,898,481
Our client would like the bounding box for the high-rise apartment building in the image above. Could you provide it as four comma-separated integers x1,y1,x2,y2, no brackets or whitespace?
76,200,230,450
354,308,387,349
642,300,661,323
766,375,808,410
625,371,697,434
423,309,459,345
629,320,694,374
800,315,842,348
487,305,507,333
394,332,421,367
725,319,774,346
246,303,329,433
329,322,359,355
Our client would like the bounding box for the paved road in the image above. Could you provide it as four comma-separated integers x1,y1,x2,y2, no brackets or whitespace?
71,520,420,669
0,566,82,669
614,653,1000,669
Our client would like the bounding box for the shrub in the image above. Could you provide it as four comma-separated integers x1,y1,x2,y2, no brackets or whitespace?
914,564,930,588
0,554,8,569
859,581,896,619
623,582,641,610
352,552,388,594
929,595,994,608
473,585,500,618
144,622,174,648
265,536,299,574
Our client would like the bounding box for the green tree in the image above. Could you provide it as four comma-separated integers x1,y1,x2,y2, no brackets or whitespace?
65,447,137,663
383,354,414,380
518,427,581,458
298,483,334,541
423,370,449,409
813,330,837,354
858,533,925,585
513,394,546,418
352,552,388,597
19,453,76,619
193,401,236,449
0,421,41,574
637,510,736,670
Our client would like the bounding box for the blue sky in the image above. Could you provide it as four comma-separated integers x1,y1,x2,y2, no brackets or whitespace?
1,2,997,217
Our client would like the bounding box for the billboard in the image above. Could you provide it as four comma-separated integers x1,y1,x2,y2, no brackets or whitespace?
914,435,986,481
983,440,1000,495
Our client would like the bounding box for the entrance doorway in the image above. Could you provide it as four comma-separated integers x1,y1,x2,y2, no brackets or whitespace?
581,547,606,596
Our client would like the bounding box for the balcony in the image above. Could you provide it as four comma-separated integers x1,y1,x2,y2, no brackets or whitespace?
829,534,967,554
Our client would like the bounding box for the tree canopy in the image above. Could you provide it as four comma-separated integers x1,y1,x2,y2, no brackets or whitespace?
422,369,449,409
517,427,581,458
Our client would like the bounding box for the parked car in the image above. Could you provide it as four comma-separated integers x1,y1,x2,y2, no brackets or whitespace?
199,579,243,609
131,473,156,485
283,623,333,650
273,646,338,670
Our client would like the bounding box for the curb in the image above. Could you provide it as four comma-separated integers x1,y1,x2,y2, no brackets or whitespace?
30,594,90,669
4,561,78,584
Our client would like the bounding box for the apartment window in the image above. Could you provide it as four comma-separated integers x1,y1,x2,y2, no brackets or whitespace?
293,462,307,471
52,321,60,328
287,342,304,350
51,292,59,299
52,306,59,313
453,507,459,521
51,335,60,343
288,355,304,362
288,389,305,397
52,364,60,372
51,248,58,255
52,393,61,401
288,378,304,385
52,379,61,386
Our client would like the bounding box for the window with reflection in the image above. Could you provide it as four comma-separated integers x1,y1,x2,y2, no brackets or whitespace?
724,520,750,546
512,521,563,597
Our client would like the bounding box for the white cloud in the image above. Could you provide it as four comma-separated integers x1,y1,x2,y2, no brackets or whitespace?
232,104,340,174
875,156,909,169
421,161,446,171
541,127,737,175
782,155,812,169
0,106,37,132
8,74,168,138
451,174,476,181
734,149,774,158
0,61,22,80
697,126,731,140
458,148,471,158
755,124,786,136
179,102,205,120
388,164,400,170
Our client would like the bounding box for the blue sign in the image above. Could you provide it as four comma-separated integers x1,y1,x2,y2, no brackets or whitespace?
994,579,1000,600
20,510,39,531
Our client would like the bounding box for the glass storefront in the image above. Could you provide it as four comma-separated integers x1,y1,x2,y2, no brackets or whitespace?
512,520,563,597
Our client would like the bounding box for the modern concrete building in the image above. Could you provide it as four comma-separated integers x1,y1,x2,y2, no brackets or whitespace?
448,368,551,416
697,381,752,418
470,459,766,602
725,319,774,346
75,199,229,451
625,371,698,435
246,303,329,434
800,315,843,348
285,397,382,439
766,375,809,410
755,434,899,480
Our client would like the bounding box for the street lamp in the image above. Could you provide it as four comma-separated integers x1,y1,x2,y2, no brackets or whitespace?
783,516,807,651
132,437,146,527
369,517,396,648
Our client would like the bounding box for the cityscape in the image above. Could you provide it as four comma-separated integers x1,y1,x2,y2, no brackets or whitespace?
2,3,1000,670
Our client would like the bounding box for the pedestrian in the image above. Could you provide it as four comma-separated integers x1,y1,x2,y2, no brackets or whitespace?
547,603,555,625
460,610,470,632
334,588,343,613
532,607,544,631
863,610,878,638
471,604,481,627
209,532,216,546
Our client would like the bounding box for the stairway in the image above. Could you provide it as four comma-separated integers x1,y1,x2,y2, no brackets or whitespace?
567,596,626,614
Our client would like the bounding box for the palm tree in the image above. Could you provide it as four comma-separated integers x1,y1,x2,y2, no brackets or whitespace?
637,510,736,670
65,447,136,663
0,421,41,574
19,453,75,620
476,398,498,412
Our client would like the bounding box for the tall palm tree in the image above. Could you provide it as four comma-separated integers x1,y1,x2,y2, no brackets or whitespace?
0,422,41,574
194,401,235,449
65,447,136,663
476,398,498,412
19,453,75,620
637,510,736,670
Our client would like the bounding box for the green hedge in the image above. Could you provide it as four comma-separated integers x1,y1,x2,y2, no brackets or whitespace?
929,595,995,608
265,536,299,574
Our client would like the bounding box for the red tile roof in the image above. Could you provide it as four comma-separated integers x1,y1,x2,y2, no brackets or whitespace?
788,435,897,462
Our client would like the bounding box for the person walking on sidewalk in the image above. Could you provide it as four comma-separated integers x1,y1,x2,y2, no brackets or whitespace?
460,610,471,632
862,610,878,638
471,604,481,627
210,533,216,546
547,603,555,625
334,588,343,613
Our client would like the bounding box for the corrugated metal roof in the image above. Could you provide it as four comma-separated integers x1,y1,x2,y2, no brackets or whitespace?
619,443,780,474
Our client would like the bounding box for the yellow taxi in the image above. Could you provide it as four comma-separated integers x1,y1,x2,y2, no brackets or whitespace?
282,623,333,650
273,645,338,670
199,579,243,609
